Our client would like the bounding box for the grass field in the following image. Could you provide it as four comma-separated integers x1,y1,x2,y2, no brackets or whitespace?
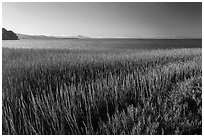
2,47,202,135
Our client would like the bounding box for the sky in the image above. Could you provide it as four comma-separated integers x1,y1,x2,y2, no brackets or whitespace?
2,2,202,38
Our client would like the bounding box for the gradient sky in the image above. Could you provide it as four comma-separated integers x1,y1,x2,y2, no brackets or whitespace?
2,2,202,38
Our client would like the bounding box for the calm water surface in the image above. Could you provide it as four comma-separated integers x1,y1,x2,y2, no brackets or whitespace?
2,39,202,49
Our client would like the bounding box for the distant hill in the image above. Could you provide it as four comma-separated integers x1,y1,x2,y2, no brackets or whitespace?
17,33,58,39
2,28,18,40
14,33,200,40
17,33,91,39
65,35,91,39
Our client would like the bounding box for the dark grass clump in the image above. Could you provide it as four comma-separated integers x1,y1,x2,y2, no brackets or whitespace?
2,48,202,135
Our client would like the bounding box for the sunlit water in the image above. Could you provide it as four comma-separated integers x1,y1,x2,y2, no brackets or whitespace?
2,39,202,50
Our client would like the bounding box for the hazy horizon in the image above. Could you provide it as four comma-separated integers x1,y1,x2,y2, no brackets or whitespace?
2,2,202,38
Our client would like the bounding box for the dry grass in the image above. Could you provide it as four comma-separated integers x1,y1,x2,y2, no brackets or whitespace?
2,48,202,135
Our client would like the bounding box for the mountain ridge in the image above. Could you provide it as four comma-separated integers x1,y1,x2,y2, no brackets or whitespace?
2,28,19,40
16,33,201,40
17,33,92,39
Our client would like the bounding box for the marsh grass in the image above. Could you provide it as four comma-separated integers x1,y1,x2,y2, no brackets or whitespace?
2,48,202,135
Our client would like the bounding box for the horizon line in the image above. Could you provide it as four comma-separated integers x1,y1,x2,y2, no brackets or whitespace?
16,32,202,40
